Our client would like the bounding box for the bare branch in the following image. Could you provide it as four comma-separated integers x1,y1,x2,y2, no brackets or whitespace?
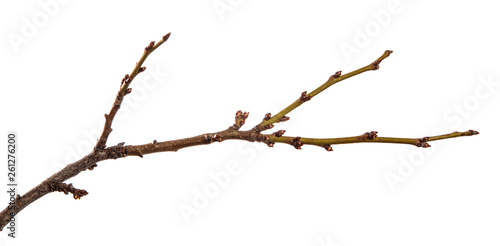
94,32,171,151
261,130,480,151
0,34,477,234
254,50,393,132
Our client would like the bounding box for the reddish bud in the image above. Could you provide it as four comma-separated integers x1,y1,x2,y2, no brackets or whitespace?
279,116,290,122
323,145,333,152
363,131,378,140
273,130,286,137
300,91,312,102
88,164,98,170
290,137,303,149
145,41,155,51
263,124,274,130
332,71,342,78
416,137,430,148
162,32,171,41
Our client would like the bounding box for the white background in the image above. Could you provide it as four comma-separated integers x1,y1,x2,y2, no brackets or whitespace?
1,1,499,245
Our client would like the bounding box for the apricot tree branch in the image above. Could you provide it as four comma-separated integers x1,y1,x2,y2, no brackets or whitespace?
95,33,171,151
0,33,171,231
254,50,393,132
261,130,480,151
0,34,479,234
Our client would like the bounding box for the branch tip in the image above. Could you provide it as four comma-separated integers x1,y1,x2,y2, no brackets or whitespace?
372,50,393,70
162,32,171,41
468,130,479,135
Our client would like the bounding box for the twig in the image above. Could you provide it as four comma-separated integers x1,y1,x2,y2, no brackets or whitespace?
94,33,171,151
261,130,480,151
253,50,393,132
0,34,479,233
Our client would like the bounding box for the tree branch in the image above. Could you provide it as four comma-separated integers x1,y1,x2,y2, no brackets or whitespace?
261,130,480,151
0,34,478,233
94,33,171,151
253,50,393,132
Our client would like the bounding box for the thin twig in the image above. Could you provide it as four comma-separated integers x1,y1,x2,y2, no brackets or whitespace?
261,130,480,151
95,33,171,151
253,50,393,132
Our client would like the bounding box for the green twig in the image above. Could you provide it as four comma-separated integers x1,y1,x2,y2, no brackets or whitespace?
254,50,393,132
263,130,480,150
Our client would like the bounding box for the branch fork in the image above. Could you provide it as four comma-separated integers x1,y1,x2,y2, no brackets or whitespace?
0,33,479,232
